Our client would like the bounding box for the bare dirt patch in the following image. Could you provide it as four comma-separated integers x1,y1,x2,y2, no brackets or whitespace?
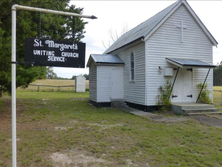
54,126,72,131
50,149,109,167
88,123,123,130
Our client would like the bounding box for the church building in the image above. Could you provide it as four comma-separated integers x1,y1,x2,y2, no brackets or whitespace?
87,0,218,112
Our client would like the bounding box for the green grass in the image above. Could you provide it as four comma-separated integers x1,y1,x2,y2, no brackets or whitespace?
0,88,222,166
17,91,89,99
0,98,4,112
1,91,222,166
213,86,222,108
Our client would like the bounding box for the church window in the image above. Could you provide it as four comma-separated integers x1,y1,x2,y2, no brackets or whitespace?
130,52,134,81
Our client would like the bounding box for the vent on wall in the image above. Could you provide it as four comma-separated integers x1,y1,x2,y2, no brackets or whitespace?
164,68,173,76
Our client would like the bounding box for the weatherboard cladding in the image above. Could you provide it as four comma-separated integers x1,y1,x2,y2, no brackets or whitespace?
117,42,146,105
89,63,97,102
145,4,214,105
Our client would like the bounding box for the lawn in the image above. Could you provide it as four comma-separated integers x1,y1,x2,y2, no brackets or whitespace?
0,89,222,166
213,86,222,108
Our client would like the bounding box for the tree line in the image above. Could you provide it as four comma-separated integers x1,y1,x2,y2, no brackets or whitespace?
46,67,89,80
213,61,222,86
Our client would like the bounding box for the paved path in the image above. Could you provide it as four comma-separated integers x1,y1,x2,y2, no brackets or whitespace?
119,106,222,127
190,115,222,127
120,107,188,123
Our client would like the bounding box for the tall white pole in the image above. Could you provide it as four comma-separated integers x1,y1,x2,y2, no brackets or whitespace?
11,6,17,167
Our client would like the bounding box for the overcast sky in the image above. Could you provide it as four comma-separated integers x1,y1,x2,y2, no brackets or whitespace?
53,1,222,78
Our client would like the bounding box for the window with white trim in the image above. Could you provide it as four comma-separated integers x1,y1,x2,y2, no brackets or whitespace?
130,52,134,81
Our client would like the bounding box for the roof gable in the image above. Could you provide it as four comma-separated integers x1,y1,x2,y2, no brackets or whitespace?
105,0,218,54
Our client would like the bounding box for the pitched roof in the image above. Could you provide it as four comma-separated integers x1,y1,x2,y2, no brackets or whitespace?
105,0,218,54
87,54,124,67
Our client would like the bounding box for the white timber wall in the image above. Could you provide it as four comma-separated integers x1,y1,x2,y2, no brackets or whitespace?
145,4,214,106
89,63,97,102
115,42,146,105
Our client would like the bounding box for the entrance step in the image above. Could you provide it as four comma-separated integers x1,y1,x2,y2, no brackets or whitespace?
171,103,221,115
186,111,222,116
111,100,129,108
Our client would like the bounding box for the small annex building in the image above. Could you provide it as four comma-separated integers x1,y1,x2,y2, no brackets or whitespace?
86,54,124,106
87,0,218,111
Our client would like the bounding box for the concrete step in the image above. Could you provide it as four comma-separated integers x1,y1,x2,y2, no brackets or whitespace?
181,105,215,110
111,100,128,108
182,108,219,113
171,103,220,115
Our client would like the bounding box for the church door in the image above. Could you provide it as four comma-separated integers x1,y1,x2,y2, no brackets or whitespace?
171,68,193,103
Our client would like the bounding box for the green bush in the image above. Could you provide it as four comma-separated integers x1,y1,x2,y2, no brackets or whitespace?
197,83,212,104
157,80,172,111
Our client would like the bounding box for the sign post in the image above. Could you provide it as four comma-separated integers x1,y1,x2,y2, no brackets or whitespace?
11,6,17,167
11,4,97,167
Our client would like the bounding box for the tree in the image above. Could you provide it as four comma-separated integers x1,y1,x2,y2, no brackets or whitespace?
83,74,89,80
71,75,76,80
102,23,128,49
213,61,222,86
46,67,57,79
71,74,88,80
0,0,87,95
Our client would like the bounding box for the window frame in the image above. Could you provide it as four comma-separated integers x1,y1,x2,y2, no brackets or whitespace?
130,52,135,82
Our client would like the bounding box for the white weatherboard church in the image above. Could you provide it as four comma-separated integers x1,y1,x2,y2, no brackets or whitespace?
87,0,218,112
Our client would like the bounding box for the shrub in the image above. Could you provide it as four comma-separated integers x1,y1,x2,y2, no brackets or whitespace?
196,83,211,104
157,80,172,111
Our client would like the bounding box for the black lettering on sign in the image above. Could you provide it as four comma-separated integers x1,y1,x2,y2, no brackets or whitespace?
25,38,85,68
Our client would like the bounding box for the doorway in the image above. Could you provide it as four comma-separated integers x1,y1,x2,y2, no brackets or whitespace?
171,68,193,103
111,67,124,100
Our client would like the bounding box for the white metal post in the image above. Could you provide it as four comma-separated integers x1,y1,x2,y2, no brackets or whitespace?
11,6,17,167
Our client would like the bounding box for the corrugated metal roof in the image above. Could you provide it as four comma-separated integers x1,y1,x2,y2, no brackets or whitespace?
166,58,216,68
87,54,124,67
104,1,179,54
